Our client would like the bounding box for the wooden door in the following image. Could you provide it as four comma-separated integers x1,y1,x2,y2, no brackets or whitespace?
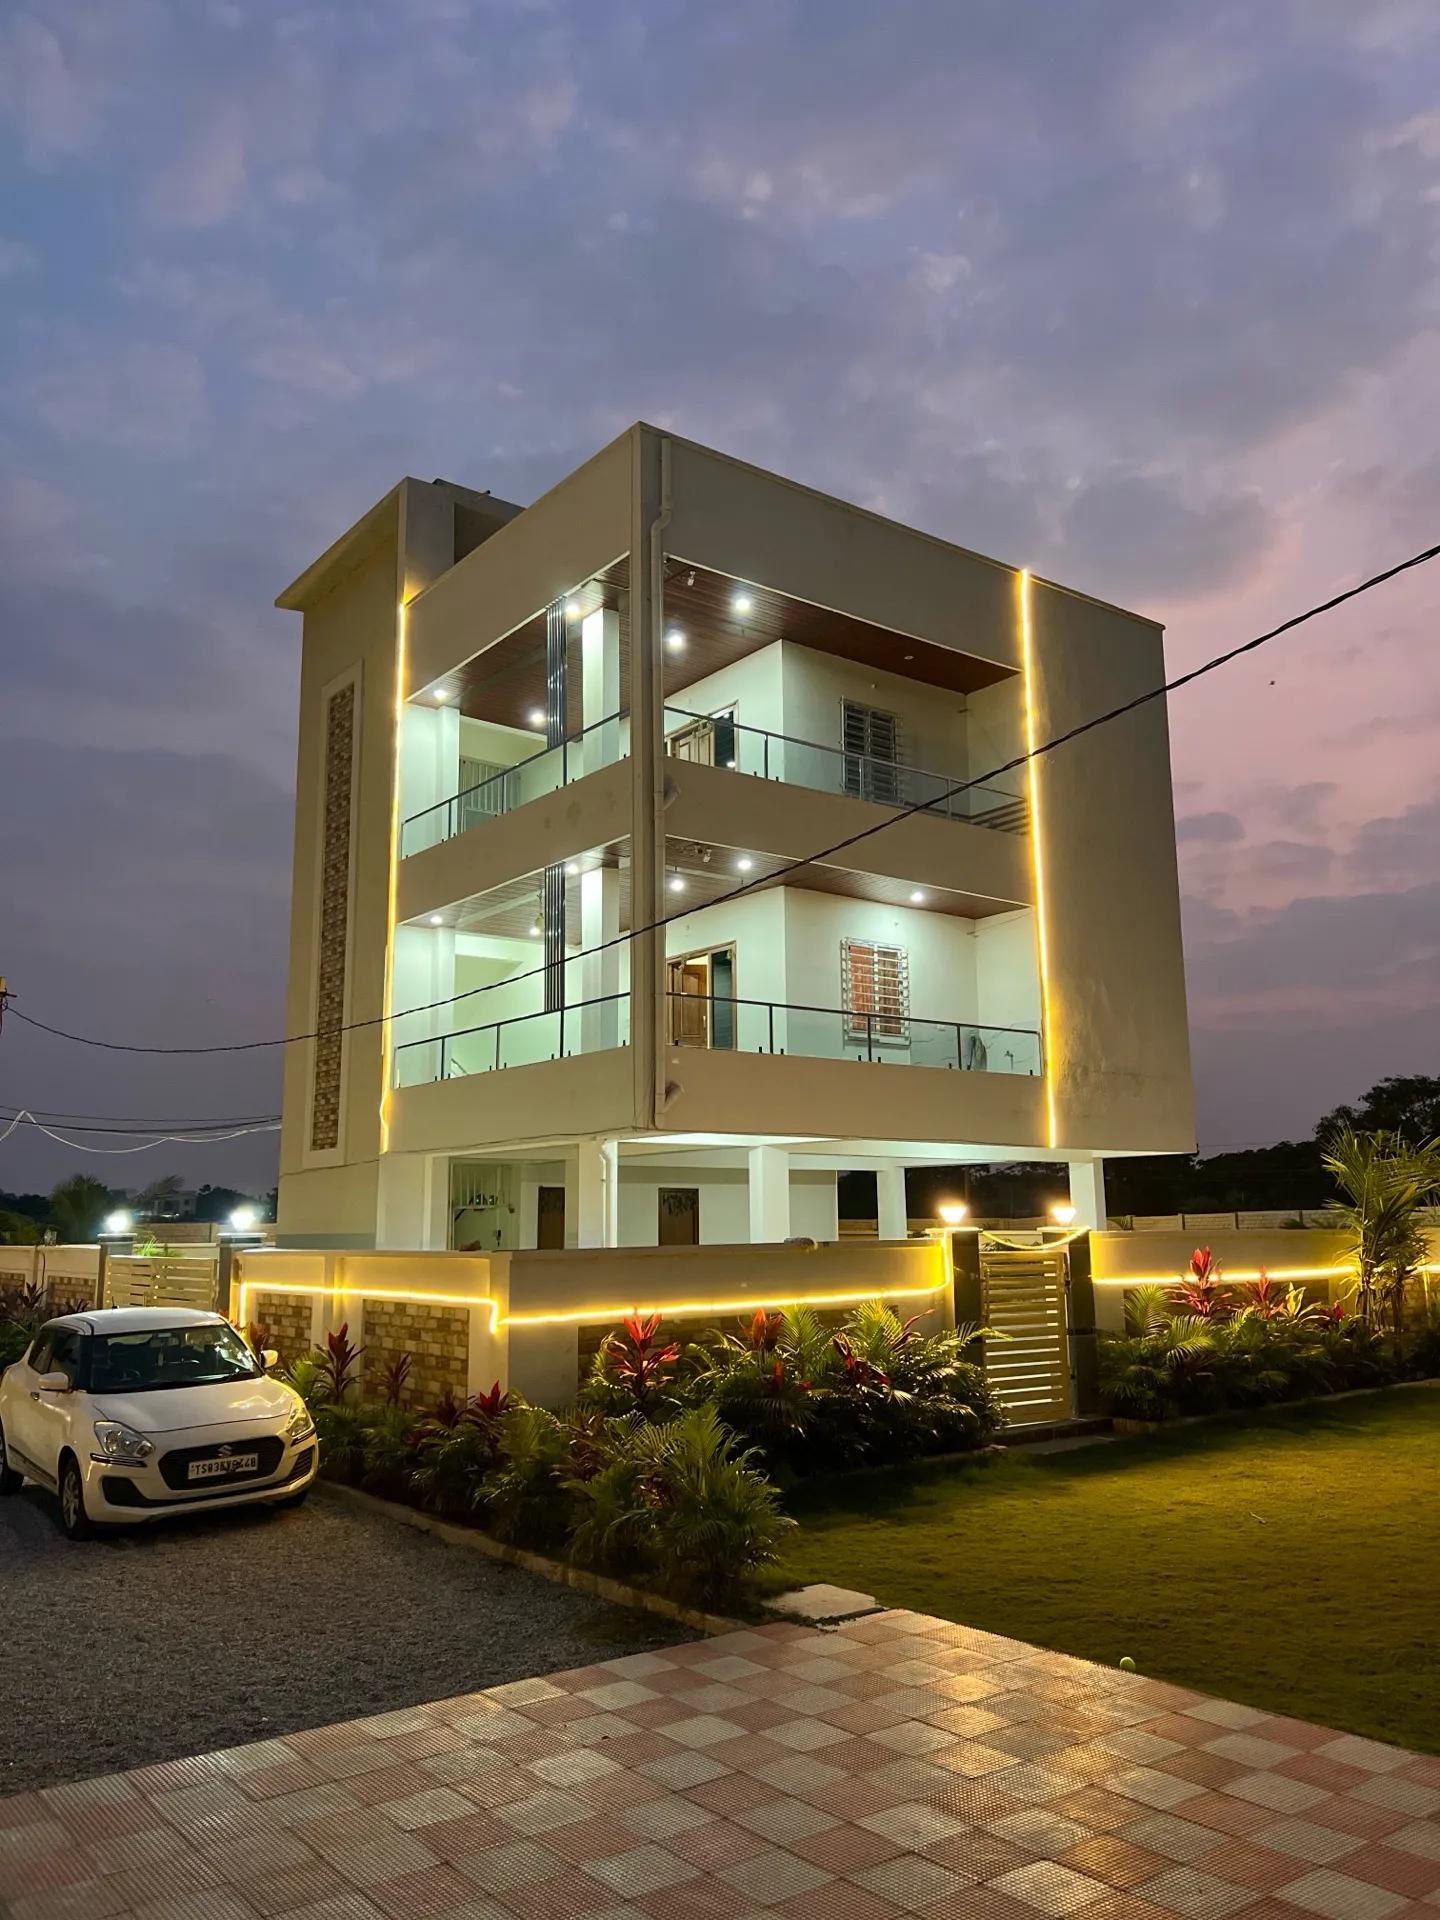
536,1185,565,1250
658,1188,700,1246
667,958,711,1046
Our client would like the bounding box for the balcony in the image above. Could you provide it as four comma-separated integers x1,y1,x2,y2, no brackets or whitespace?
663,708,1026,833
395,992,630,1087
401,712,626,858
666,992,1041,1076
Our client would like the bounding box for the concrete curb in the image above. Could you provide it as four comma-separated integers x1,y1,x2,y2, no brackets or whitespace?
316,1479,742,1638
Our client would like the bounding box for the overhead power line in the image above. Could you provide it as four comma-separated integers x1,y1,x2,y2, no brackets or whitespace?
0,1110,281,1155
8,536,1439,1060
0,1107,281,1138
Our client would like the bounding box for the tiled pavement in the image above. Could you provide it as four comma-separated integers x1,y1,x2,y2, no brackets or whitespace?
2,1611,1438,1920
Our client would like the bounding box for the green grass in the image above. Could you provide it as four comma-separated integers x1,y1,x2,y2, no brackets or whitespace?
771,1386,1440,1753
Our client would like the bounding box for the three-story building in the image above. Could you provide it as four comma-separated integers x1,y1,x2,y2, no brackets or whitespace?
273,426,1193,1252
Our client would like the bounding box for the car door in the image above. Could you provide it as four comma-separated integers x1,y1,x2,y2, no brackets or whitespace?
4,1327,54,1475
27,1328,84,1482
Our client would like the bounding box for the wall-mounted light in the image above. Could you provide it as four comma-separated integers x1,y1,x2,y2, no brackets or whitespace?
1051,1203,1077,1226
937,1201,967,1226
665,629,686,651
527,707,546,728
732,591,754,617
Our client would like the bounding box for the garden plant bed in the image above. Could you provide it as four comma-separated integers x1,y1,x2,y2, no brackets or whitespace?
768,1385,1440,1753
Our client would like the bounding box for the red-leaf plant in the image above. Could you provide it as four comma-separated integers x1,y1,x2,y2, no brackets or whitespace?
603,1312,681,1410
1171,1246,1231,1320
831,1333,891,1392
380,1352,413,1405
1244,1267,1286,1320
739,1309,784,1354
319,1322,364,1401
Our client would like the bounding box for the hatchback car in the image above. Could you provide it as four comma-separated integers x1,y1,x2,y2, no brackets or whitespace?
0,1307,318,1539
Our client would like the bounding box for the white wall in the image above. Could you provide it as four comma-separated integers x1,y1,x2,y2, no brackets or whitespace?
965,676,1025,799
974,909,1041,1031
664,641,784,779
781,644,970,786
663,889,787,1051
616,1163,838,1245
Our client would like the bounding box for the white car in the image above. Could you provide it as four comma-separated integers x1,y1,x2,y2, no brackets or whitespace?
0,1307,318,1539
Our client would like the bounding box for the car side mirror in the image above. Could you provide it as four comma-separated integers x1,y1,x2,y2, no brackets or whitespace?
261,1349,279,1371
35,1371,72,1393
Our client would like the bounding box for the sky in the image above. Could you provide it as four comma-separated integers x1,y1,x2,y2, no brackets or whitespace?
1,0,1438,1195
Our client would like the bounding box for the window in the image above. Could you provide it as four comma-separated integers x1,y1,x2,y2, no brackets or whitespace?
841,939,910,1042
47,1329,83,1384
27,1329,55,1375
842,701,902,805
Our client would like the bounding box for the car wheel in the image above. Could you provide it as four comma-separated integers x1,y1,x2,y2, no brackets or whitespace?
0,1422,22,1495
58,1455,94,1541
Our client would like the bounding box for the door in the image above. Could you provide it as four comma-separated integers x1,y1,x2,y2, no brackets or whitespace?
668,708,736,769
978,1241,1073,1424
3,1327,52,1472
658,1188,700,1246
536,1185,566,1250
666,948,736,1049
27,1327,83,1479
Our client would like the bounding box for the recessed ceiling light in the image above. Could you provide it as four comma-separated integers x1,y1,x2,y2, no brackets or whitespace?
732,591,754,617
909,889,927,904
433,687,450,703
528,921,542,936
667,875,686,893
565,862,580,876
527,707,546,728
565,598,582,618
428,914,444,926
665,629,685,650
736,856,754,873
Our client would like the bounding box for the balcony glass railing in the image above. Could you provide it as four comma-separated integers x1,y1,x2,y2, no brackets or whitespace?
393,993,630,1087
663,708,1026,832
401,712,626,857
666,992,1041,1075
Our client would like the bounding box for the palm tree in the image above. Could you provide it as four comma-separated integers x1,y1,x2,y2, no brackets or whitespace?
47,1173,112,1244
134,1172,185,1217
1321,1126,1440,1337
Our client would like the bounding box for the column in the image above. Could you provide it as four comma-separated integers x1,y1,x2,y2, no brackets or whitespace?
748,1146,791,1243
581,865,621,1051
573,1137,618,1248
581,607,621,771
876,1165,908,1241
1067,1158,1108,1231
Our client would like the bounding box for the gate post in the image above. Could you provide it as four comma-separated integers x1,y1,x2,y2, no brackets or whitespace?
1066,1233,1102,1416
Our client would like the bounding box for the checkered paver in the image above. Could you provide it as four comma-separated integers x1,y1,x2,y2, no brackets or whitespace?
1,1612,1436,1918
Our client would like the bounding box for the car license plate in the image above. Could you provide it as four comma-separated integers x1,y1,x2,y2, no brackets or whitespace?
188,1453,258,1481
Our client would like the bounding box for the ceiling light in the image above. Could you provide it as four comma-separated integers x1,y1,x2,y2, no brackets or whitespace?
565,598,582,618
527,707,546,728
732,591,754,617
529,921,542,936
665,629,686,651
565,862,580,877
428,914,444,926
909,889,927,905
433,687,450,704
736,856,754,873
667,876,686,893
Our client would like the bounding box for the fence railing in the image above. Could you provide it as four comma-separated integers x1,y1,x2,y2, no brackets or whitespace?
401,711,626,857
394,993,631,1087
665,990,1041,1075
663,707,1026,832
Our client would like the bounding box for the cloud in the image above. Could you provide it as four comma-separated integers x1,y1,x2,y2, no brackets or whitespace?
144,107,248,227
27,340,210,455
1345,793,1440,888
1177,811,1245,845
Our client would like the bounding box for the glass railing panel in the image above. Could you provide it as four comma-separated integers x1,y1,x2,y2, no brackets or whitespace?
401,712,626,857
965,1024,1042,1076
394,1039,443,1088
393,995,631,1087
905,1018,962,1069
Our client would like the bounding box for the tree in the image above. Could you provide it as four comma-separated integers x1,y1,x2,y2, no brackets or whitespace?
1316,1077,1440,1149
134,1172,185,1217
48,1174,113,1243
0,1210,42,1246
191,1184,250,1224
1320,1125,1440,1335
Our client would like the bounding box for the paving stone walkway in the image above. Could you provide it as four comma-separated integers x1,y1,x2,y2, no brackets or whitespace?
2,1610,1437,1919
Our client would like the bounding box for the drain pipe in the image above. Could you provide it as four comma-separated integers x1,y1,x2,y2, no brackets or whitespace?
649,435,674,1128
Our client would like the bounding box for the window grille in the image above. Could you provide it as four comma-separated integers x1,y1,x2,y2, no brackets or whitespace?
841,938,910,1042
841,701,902,804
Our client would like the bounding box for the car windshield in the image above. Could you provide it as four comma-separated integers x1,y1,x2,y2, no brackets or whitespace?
89,1323,262,1394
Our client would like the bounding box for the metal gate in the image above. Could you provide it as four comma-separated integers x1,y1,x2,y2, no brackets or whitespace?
979,1237,1073,1424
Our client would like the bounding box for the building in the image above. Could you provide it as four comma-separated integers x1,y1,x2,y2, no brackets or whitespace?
273,426,1194,1256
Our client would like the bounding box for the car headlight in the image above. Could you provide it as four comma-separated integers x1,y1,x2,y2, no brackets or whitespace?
92,1421,155,1465
283,1400,315,1445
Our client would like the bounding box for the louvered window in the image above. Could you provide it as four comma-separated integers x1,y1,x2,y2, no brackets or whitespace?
841,939,910,1043
841,701,902,804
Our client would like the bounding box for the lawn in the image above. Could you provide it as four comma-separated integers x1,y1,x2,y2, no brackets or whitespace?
772,1385,1440,1753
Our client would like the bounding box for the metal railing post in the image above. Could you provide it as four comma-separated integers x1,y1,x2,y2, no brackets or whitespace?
493,1025,501,1072
767,1001,775,1054
866,1012,875,1062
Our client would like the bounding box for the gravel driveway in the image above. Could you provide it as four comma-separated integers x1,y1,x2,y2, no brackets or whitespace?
0,1481,693,1794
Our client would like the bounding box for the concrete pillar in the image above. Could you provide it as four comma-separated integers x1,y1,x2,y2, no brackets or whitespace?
572,1137,618,1248
581,607,621,769
581,865,621,1051
748,1146,791,1243
1067,1159,1108,1232
876,1165,908,1241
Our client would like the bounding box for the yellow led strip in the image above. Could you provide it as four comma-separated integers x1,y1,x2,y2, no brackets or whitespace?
378,597,410,1152
237,1273,948,1335
1017,568,1057,1150
1095,1262,1440,1287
